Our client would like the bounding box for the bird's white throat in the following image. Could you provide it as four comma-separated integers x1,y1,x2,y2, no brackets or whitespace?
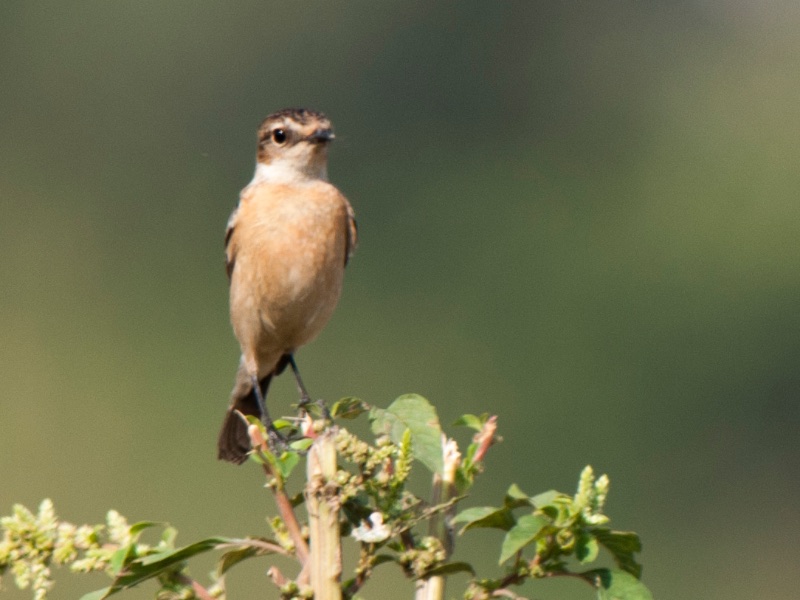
249,160,328,187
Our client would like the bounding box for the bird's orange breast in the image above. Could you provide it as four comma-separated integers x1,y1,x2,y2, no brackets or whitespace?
228,180,350,369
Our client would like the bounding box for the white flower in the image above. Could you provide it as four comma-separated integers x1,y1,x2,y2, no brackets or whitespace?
351,512,391,543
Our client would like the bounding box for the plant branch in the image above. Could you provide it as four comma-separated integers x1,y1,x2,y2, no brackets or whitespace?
261,463,310,565
174,574,215,600
415,436,460,600
306,427,342,600
217,539,290,556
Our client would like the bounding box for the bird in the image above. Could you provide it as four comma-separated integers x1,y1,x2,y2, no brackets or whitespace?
217,108,357,465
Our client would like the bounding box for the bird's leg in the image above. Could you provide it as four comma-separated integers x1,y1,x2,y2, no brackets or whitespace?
288,354,331,420
287,354,312,407
251,374,285,449
251,374,270,424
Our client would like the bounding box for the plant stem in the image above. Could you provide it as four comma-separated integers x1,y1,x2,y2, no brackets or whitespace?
175,574,215,600
414,471,448,600
262,463,310,566
415,437,459,600
306,427,342,600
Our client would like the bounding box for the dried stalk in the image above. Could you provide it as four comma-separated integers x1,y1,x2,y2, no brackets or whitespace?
306,427,342,600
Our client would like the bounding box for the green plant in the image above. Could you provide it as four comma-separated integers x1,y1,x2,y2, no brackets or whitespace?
0,395,651,600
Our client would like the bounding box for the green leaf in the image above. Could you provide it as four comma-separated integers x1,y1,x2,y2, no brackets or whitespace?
370,394,444,474
455,463,477,491
217,546,258,576
331,397,369,419
453,414,484,431
104,537,234,592
272,418,294,432
505,484,533,508
289,438,314,452
452,506,516,533
109,544,136,576
79,588,113,600
160,526,178,548
582,568,653,600
576,533,599,564
136,537,231,568
498,514,549,564
530,490,563,509
594,530,643,578
128,521,162,539
275,451,300,479
420,561,475,578
216,538,283,576
250,443,294,485
372,553,399,567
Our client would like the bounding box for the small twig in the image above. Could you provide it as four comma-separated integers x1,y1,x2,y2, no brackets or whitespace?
250,424,310,564
496,561,526,590
263,463,310,564
344,573,365,598
472,416,498,464
267,565,288,587
343,545,373,597
174,574,215,600
491,589,529,600
216,539,290,556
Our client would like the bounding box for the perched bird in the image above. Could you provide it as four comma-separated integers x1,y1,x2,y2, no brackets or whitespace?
217,108,357,465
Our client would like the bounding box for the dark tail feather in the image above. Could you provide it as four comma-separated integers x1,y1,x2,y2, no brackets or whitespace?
217,374,272,465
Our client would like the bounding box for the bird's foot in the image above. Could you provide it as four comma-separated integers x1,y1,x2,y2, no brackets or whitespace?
316,398,332,421
297,396,331,422
265,425,289,453
297,392,313,409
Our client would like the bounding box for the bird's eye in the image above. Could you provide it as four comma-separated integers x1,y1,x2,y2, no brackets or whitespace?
272,128,287,144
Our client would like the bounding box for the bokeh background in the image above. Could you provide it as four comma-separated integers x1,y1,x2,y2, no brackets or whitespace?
2,2,799,598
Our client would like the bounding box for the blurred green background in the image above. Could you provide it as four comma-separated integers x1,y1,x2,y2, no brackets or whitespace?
2,1,799,598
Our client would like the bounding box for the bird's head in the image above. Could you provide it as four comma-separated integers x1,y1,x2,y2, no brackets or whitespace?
255,108,335,182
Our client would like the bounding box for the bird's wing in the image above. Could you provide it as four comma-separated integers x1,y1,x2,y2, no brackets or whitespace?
224,204,239,280
345,199,358,267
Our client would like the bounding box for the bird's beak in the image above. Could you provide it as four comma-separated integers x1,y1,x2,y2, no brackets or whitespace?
308,128,335,143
